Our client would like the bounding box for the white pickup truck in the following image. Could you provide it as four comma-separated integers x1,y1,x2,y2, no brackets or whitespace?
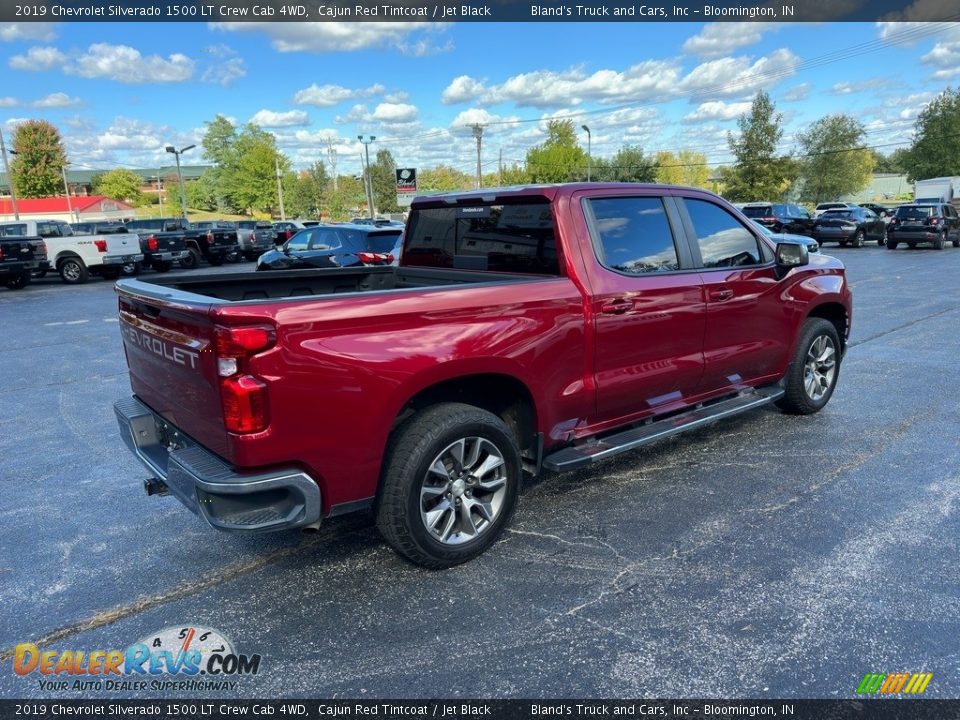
0,219,143,284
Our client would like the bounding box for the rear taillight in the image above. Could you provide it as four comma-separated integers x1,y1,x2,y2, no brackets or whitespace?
929,217,941,226
761,217,777,224
94,239,107,253
889,217,899,226
206,231,215,245
0,246,4,260
357,252,392,264
285,230,293,241
146,235,159,252
214,324,276,434
221,376,269,434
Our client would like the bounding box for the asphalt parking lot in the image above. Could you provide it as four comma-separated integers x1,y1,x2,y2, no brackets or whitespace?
1,245,958,700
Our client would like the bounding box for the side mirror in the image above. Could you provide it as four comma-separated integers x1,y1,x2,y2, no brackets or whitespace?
775,241,809,272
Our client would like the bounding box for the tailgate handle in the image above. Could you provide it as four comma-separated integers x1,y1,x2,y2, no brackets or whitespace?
600,299,633,315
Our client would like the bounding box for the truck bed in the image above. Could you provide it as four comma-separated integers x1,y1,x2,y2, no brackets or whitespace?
117,266,547,303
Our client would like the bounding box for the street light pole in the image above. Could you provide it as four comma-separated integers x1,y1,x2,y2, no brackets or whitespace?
581,125,592,182
357,135,376,218
0,127,20,220
275,155,286,221
165,144,195,221
61,166,75,222
472,124,484,189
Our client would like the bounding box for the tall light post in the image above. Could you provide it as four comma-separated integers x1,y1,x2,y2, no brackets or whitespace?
357,135,376,218
472,124,484,189
61,165,75,222
581,125,592,182
0,127,20,220
165,144,194,221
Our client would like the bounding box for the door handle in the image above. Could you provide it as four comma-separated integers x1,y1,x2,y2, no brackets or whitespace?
600,299,633,315
708,288,734,302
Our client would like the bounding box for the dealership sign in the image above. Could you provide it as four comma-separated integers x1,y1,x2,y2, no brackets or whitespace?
396,168,417,207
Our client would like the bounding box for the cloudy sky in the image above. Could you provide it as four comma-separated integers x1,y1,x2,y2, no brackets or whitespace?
1,20,958,177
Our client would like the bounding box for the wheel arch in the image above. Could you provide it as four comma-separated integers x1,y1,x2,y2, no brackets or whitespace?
806,301,848,354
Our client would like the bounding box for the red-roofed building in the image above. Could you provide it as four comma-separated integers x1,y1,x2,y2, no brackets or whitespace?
0,196,136,223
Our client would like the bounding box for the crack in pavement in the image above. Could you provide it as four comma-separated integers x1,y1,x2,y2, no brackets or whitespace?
848,304,960,348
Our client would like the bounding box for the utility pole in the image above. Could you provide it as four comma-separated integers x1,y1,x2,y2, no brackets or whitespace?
581,125,592,182
498,148,503,186
275,155,286,221
472,124,484,189
0,127,20,220
326,139,338,192
358,135,376,218
156,170,164,215
61,166,74,222
165,144,194,221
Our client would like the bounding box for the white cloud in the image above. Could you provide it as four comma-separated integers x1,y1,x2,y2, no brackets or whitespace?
678,48,800,99
0,23,57,42
442,75,488,104
383,91,409,103
8,46,66,71
293,82,384,107
682,23,781,59
830,78,889,95
783,83,812,101
334,104,370,124
33,92,81,108
210,22,435,53
921,32,960,79
69,44,194,84
683,100,752,123
371,102,418,123
450,108,509,128
249,109,311,127
397,37,454,57
0,97,19,107
200,45,246,87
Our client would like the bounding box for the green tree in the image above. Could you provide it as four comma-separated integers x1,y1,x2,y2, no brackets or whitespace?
10,120,68,198
92,168,144,205
655,149,710,188
722,91,793,202
902,87,960,182
225,124,289,215
325,175,365,221
185,170,219,212
871,148,910,174
371,148,401,214
418,165,473,192
201,115,237,166
526,120,588,182
285,162,329,219
796,114,875,204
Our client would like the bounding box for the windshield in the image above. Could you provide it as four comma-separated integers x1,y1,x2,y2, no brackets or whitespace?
741,206,772,218
822,210,855,219
895,206,935,220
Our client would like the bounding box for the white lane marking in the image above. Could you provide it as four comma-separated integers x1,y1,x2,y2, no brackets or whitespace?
103,317,119,323
64,320,89,325
44,322,65,326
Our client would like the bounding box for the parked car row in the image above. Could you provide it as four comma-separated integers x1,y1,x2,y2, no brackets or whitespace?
0,216,409,290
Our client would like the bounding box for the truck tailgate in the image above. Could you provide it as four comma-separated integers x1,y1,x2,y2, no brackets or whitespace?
118,293,229,458
105,233,142,256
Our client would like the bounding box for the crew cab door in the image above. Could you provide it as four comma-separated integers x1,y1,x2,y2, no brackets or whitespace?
576,191,706,424
674,196,793,394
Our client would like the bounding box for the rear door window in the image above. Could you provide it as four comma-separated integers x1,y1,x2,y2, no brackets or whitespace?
683,198,764,268
741,206,772,218
585,196,680,275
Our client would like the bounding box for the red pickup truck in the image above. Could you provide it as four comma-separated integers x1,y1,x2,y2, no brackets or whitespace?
114,184,852,567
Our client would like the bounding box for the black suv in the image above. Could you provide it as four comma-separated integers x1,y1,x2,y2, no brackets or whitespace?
887,204,960,250
740,203,815,236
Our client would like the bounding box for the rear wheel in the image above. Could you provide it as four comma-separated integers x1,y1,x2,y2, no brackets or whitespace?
376,403,521,568
886,237,898,250
879,228,888,246
100,267,122,280
776,318,841,415
207,254,224,266
58,257,89,284
908,242,917,249
5,272,31,290
839,240,848,247
152,260,172,273
852,229,865,248
121,261,141,276
934,232,945,250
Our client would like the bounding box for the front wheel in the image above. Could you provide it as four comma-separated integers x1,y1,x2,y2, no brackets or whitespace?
179,248,200,269
5,272,31,290
58,257,89,284
375,403,521,568
852,230,865,248
776,318,841,415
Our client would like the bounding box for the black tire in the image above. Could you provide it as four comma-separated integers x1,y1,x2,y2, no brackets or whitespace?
100,267,122,281
886,238,898,249
243,252,259,262
908,242,917,249
375,402,521,569
839,240,848,247
152,260,172,273
776,318,842,415
879,228,888,246
31,269,47,279
121,261,141,277
5,272,31,290
58,257,89,284
934,232,945,250
953,239,960,248
179,248,200,269
207,254,224,267
852,229,865,248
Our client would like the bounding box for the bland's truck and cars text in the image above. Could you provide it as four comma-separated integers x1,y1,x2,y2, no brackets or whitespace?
113,184,852,568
